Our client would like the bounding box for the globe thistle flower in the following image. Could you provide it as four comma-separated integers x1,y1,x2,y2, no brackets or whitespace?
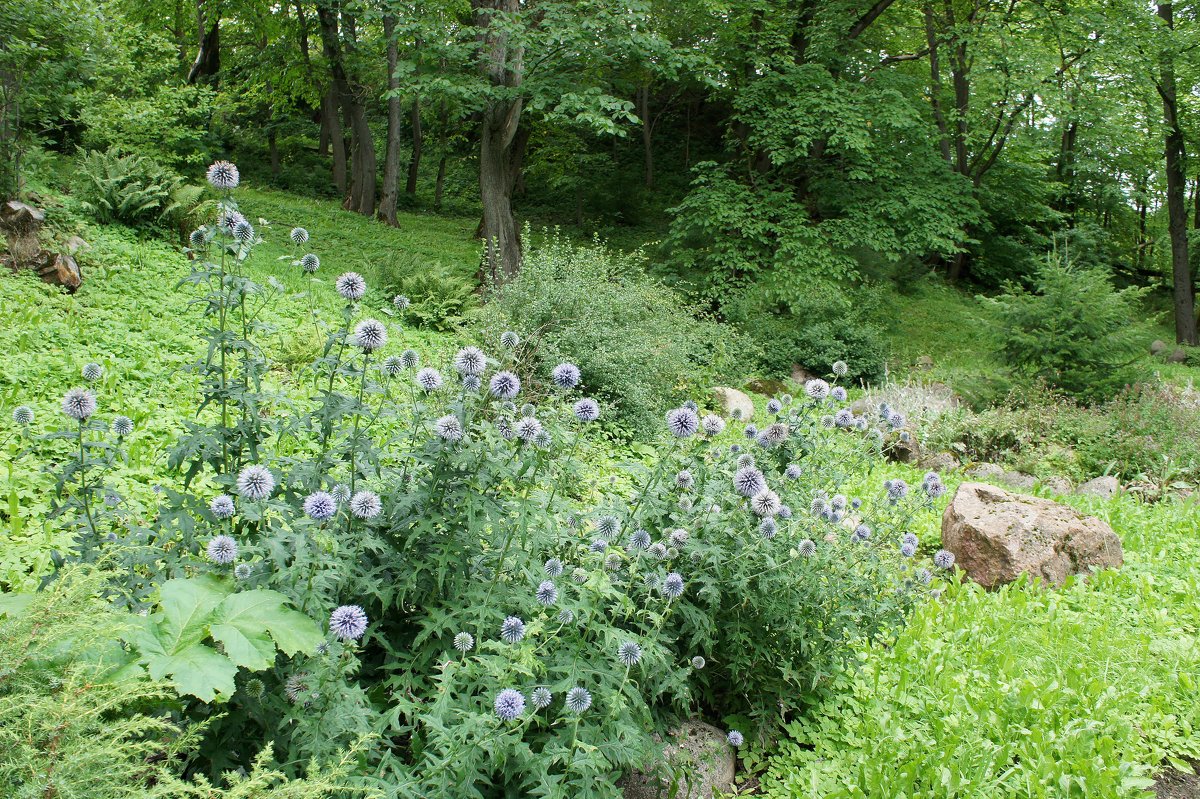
416,368,444,391
618,641,643,667
219,208,246,232
648,542,667,560
353,319,388,352
206,160,240,190
381,356,405,376
544,558,564,578
536,429,554,448
662,572,685,599
902,532,919,547
691,655,706,669
805,379,830,401
530,686,553,710
520,403,536,418
189,228,208,249
730,444,741,453
853,523,872,541
335,271,367,301
304,491,337,521
331,484,351,504
731,408,744,421
778,504,792,519
453,346,487,376
701,414,726,436
234,563,253,581
551,362,581,389
831,494,847,511
925,480,946,499
604,552,622,571
572,567,589,584
500,615,526,644
400,349,420,369
392,294,410,311
832,360,849,377
670,528,690,546
574,398,600,422
285,673,309,704
831,386,848,402
917,568,934,585
763,422,789,445
834,409,854,428
535,580,559,606
456,373,479,392
489,371,521,400
62,388,97,421
766,398,783,414
933,549,956,570
290,227,309,245
500,331,521,349
666,407,700,438
206,535,238,565
886,479,909,502
854,417,869,431
727,730,744,747
82,361,105,382
595,515,620,540
565,686,592,714
12,405,34,425
900,541,918,558
300,253,320,273
112,415,133,437
210,494,235,519
820,415,836,429
330,605,368,640
237,464,275,501
233,219,254,244
434,415,464,442
736,453,756,469
759,518,778,539
887,411,906,430
349,491,382,519
851,497,863,510
798,539,817,556
494,688,525,721
733,466,766,498
785,464,802,480
679,496,694,512
515,417,543,442
751,489,781,517
558,608,575,623
589,539,608,554
671,471,694,493
453,631,475,653
630,529,651,549
743,424,758,439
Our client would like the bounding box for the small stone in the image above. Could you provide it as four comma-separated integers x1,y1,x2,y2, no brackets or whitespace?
1167,348,1188,364
916,355,934,370
1150,339,1167,355
885,436,921,464
790,363,816,384
711,387,755,421
1077,475,1120,499
1039,476,1073,494
39,253,82,292
919,452,960,472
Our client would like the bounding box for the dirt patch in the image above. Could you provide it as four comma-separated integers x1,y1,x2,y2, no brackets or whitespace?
1155,760,1200,799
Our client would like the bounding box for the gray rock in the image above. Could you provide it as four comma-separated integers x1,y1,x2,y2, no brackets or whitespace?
1001,471,1037,490
916,355,934,370
711,386,755,421
745,377,787,398
965,462,1006,481
622,720,735,799
790,363,816,384
1150,339,1167,355
919,452,961,472
942,482,1123,588
885,436,921,464
1077,475,1121,499
1040,476,1074,495
1167,348,1188,364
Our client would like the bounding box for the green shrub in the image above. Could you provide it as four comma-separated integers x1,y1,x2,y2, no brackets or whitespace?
985,256,1146,401
72,149,201,230
483,231,748,434
79,84,217,169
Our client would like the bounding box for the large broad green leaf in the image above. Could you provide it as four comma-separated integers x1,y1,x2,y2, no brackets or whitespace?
0,592,34,618
152,642,239,703
209,589,323,670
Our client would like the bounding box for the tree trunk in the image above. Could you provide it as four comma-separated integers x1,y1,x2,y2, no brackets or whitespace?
322,88,347,192
472,0,524,282
637,84,654,189
317,2,375,216
378,14,402,226
187,19,221,85
1158,2,1198,344
406,98,423,195
435,154,447,210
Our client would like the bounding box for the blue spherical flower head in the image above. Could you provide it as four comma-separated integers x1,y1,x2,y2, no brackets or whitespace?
349,491,382,519
234,563,253,581
233,219,254,244
331,484,351,504
463,374,482,392
832,360,849,377
206,535,238,565
666,407,700,438
62,388,97,421
335,271,367,301
544,558,564,577
531,686,553,709
595,515,621,540
500,331,521,349
933,549,956,569
727,730,744,747
701,414,726,436
676,469,694,489
494,688,525,721
551,362,581,389
574,398,600,422
400,349,420,369
453,631,475,652
853,523,872,541
520,403,536,418
489,370,521,400
648,542,667,560
798,539,817,556
382,356,405,376
558,607,576,623
500,615,526,644
515,417,543,442
300,253,320,272
736,453,756,469
835,409,854,428
189,228,208,249
805,379,830,401
762,422,789,445
330,605,368,640
900,541,918,558
393,294,411,311
82,362,103,382
304,491,337,521
434,415,465,442
416,368,444,391
289,227,309,245
691,655,706,669
743,424,758,440
759,518,778,539
353,319,388,352
453,346,487,376
886,479,910,502
751,489,781,517
589,539,608,554
888,411,906,430
778,504,792,519
766,398,782,414
733,466,766,498
662,572,685,599
112,416,133,437
210,494,235,519
820,415,836,429
831,386,848,402
618,641,643,666
566,686,592,713
535,580,558,606
236,464,275,501
630,529,651,549
206,160,239,190
12,405,34,425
